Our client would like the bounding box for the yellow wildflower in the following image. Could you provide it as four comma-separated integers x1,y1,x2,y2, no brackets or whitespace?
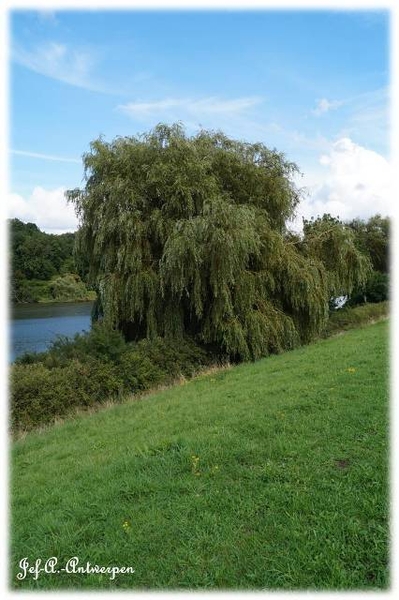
122,520,131,532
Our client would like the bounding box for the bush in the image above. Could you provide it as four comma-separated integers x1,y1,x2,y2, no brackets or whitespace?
133,336,211,379
48,274,92,302
366,272,390,303
11,363,72,430
45,323,127,367
323,301,389,337
68,358,124,405
12,279,52,303
347,272,389,306
14,350,48,366
11,324,213,432
119,350,166,391
11,358,124,431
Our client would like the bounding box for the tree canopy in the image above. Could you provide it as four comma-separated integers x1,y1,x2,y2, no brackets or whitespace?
10,218,75,281
68,123,370,360
9,218,94,303
347,214,389,274
345,214,390,305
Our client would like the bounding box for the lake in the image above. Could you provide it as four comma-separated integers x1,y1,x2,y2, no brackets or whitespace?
10,302,94,362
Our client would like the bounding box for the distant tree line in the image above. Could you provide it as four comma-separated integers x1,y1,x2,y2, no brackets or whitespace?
9,218,92,303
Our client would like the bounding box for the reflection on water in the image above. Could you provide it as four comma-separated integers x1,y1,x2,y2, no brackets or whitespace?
10,302,93,362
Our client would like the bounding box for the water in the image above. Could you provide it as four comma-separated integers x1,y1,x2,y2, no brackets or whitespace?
10,302,93,362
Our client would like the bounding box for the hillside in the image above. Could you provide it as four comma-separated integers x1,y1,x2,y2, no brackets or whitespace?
11,321,389,590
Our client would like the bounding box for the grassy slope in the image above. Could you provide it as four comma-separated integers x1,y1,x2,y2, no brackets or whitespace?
11,321,389,591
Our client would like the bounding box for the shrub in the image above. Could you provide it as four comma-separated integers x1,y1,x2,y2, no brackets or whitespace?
11,362,75,430
132,336,211,379
10,323,213,432
14,350,48,366
118,350,166,391
11,358,124,431
347,272,389,306
366,272,390,303
48,274,91,302
43,323,127,367
68,358,124,405
117,336,212,392
323,301,389,337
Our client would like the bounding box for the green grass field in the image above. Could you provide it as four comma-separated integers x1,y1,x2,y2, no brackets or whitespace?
10,320,389,590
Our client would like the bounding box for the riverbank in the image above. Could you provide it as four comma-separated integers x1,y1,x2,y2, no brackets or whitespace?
10,301,388,433
12,274,96,304
13,294,96,305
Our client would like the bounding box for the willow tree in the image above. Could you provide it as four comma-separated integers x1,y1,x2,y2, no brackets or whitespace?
67,123,370,360
301,214,371,299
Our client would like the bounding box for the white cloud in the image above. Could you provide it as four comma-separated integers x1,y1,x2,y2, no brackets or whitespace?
312,98,342,116
11,149,81,164
12,41,109,93
8,187,79,234
117,96,263,121
291,137,391,231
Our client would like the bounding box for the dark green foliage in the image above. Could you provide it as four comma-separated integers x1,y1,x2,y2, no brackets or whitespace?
347,272,389,306
9,218,94,303
301,214,371,299
11,359,123,430
43,323,129,366
118,350,165,392
345,215,390,306
68,124,369,360
129,336,211,381
10,218,75,280
10,274,50,303
364,272,389,303
48,274,93,302
347,215,389,274
11,362,72,429
13,351,47,366
323,301,388,336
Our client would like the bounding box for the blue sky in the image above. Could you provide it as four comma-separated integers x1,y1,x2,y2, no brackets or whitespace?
9,8,390,232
